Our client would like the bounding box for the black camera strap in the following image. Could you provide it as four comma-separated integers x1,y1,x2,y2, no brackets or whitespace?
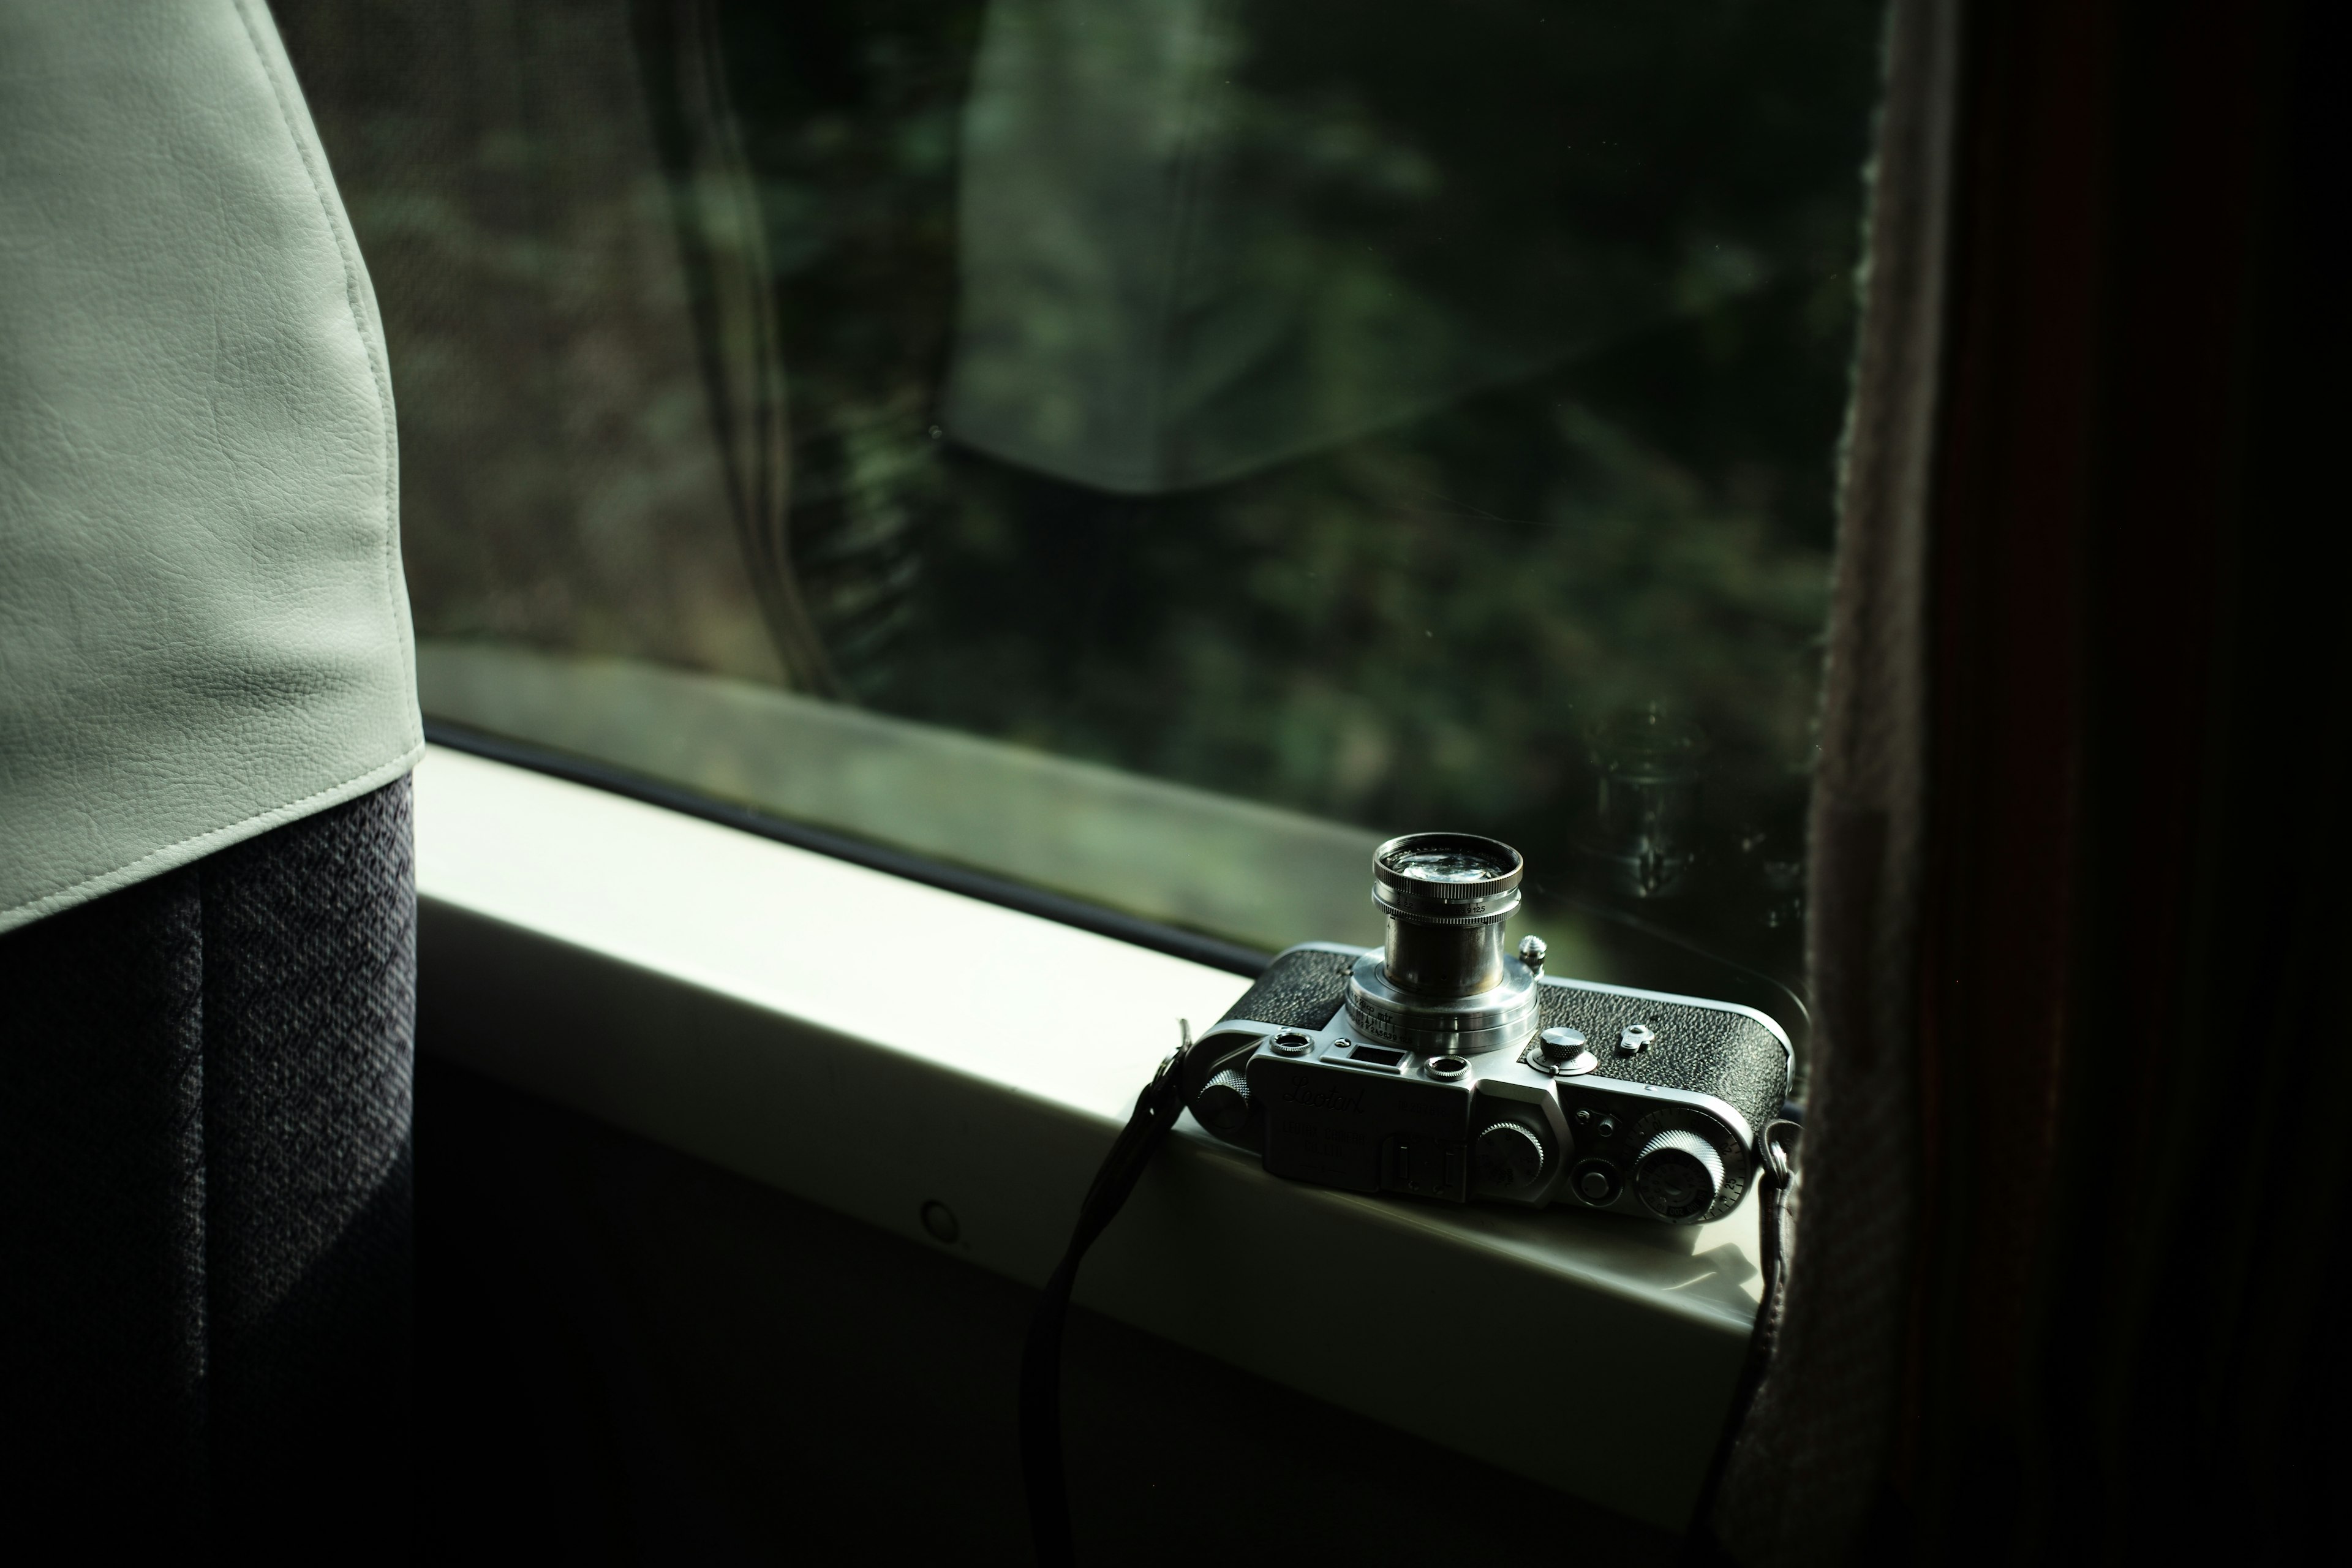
1023,1041,1798,1567
1683,1115,1803,1555
1020,1025,1196,1568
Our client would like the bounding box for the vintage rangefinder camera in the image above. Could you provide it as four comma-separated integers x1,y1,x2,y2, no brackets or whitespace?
1188,832,1791,1224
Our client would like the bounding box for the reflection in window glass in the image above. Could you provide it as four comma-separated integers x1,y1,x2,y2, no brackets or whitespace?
278,0,1883,1046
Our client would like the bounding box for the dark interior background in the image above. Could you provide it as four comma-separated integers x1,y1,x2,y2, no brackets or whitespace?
419,1057,1676,1561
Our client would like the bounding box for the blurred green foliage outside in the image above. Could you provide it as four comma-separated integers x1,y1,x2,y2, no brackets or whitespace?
277,0,1885,1003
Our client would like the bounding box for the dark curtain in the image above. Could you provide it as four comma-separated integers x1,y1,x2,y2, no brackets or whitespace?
1706,0,2348,1561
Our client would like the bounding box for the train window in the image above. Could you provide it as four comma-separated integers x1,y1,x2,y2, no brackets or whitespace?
278,0,1882,1024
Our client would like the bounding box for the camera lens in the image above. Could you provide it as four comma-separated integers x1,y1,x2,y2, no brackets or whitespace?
1370,832,1524,998
1346,832,1542,1056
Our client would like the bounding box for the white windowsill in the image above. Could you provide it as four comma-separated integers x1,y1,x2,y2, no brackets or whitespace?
412,745,1765,1532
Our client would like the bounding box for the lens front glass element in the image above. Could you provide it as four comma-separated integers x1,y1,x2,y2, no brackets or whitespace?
1381,842,1514,884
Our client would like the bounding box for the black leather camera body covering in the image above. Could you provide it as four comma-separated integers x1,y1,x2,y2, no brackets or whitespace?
1187,943,1792,1224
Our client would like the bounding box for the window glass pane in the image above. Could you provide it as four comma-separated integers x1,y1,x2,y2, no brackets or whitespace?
279,0,1883,1055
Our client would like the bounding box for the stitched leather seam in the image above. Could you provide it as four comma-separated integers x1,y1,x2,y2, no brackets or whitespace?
230,0,421,753
0,743,425,934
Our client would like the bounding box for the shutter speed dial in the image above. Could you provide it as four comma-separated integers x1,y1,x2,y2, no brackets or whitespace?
1634,1128,1725,1221
1474,1121,1549,1192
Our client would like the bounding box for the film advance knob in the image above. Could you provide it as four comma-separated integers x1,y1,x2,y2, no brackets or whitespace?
1632,1128,1725,1221
1474,1121,1549,1191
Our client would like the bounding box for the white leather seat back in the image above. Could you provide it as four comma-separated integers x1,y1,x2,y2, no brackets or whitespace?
1,0,421,933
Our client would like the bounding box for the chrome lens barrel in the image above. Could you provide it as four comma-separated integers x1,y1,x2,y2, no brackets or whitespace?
1348,832,1540,1055
1370,831,1523,995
